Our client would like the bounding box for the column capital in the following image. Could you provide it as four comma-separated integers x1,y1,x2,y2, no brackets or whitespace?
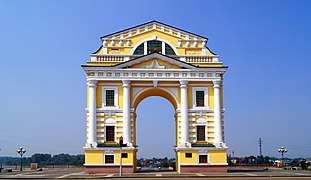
213,80,222,88
88,80,98,87
179,80,188,88
122,80,131,87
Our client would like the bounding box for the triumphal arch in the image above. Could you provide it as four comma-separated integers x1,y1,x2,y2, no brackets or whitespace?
82,21,228,173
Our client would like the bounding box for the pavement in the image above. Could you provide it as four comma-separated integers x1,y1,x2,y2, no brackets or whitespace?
0,167,311,179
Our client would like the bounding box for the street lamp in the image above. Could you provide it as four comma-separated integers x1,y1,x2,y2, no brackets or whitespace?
278,146,288,167
0,148,2,171
17,147,26,171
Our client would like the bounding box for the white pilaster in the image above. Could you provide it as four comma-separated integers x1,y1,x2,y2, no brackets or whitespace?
213,80,223,146
180,80,189,146
88,80,97,147
122,80,131,146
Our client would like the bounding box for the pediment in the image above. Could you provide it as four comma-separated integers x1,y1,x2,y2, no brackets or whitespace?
100,20,208,42
114,53,197,69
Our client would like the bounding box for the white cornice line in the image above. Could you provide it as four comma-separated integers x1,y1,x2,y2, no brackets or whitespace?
82,67,228,72
87,78,222,82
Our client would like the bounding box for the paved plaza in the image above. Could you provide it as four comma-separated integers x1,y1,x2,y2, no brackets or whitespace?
1,167,311,179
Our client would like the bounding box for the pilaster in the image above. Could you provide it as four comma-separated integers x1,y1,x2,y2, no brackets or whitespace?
213,80,223,147
179,80,190,147
122,80,132,146
87,80,98,148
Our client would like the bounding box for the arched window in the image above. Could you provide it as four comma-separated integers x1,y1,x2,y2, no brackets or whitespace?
132,40,176,55
165,43,176,55
133,43,144,55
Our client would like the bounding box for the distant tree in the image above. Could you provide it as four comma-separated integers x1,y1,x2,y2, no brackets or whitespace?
30,153,52,165
256,155,264,164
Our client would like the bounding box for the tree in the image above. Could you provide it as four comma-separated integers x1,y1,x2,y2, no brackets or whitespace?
30,153,52,165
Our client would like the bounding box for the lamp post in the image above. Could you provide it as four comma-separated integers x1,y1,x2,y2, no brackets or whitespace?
17,147,26,171
278,146,287,167
0,148,2,171
119,136,123,177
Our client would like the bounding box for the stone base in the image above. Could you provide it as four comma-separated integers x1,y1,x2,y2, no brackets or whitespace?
180,165,227,173
85,165,134,174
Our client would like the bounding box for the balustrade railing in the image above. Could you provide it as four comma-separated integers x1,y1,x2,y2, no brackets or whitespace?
90,55,219,63
185,56,218,63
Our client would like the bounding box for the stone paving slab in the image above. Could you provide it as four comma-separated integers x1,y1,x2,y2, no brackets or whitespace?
1,168,311,179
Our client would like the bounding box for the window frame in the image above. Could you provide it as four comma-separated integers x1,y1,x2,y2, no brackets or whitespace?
132,40,177,56
196,125,206,142
198,154,208,164
185,153,192,158
102,86,118,108
104,154,115,164
147,40,162,54
133,43,144,55
192,87,208,109
165,43,176,55
105,125,115,142
122,153,128,158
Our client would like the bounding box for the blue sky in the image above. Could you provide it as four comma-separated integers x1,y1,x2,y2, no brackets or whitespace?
0,0,311,158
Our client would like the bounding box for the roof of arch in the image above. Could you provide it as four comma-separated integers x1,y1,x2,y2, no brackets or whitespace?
100,20,209,41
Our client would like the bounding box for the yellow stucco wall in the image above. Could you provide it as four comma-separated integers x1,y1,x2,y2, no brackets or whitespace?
178,150,198,165
96,86,102,108
130,59,181,69
209,150,227,164
85,150,104,164
115,150,135,165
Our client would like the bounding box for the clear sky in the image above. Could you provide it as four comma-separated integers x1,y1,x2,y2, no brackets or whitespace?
1,0,311,159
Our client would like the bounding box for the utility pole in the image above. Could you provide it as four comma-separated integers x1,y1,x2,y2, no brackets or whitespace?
259,138,262,157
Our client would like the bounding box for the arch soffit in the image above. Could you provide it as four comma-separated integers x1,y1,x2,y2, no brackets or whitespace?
130,37,179,56
132,87,178,110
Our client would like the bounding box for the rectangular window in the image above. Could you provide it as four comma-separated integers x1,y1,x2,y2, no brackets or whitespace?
196,91,205,107
185,153,192,158
105,155,114,164
106,90,115,106
122,153,128,158
199,155,208,163
197,126,206,142
106,126,115,142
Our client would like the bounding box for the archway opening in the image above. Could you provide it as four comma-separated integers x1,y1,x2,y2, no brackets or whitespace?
135,96,176,172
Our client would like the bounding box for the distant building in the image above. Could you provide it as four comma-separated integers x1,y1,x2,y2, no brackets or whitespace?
81,21,228,173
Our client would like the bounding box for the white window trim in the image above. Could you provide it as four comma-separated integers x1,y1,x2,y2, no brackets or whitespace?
192,87,209,109
198,153,209,164
102,86,119,109
196,125,207,142
104,152,115,165
195,117,207,143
